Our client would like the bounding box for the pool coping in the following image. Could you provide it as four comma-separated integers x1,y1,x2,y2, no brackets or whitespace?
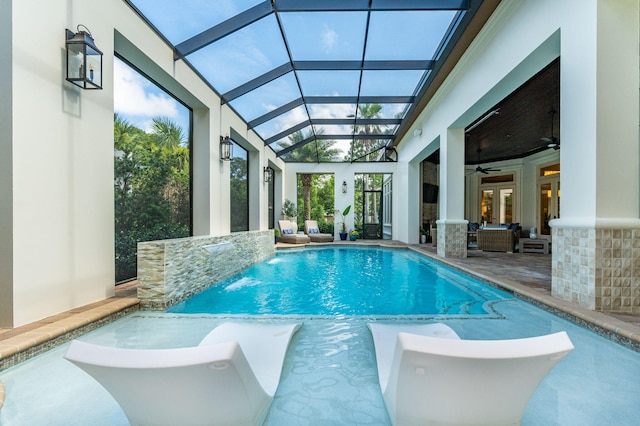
406,245,640,351
0,282,140,372
1,241,640,376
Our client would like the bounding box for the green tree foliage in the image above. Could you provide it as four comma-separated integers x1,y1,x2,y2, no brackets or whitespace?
354,173,384,236
345,103,388,162
114,114,191,282
278,130,340,225
294,174,335,233
230,149,248,232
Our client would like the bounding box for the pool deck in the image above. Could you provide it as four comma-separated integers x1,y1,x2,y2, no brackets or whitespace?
2,240,640,378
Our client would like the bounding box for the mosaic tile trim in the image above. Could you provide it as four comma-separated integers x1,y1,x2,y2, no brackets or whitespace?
516,292,640,352
412,246,640,352
436,222,468,258
137,231,275,310
552,227,640,314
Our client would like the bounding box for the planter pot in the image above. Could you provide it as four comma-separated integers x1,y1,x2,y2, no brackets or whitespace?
420,235,426,244
349,235,357,241
339,232,348,241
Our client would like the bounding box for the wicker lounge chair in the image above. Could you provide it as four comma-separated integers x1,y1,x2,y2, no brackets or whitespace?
278,220,310,244
368,323,574,426
65,322,301,426
304,220,334,242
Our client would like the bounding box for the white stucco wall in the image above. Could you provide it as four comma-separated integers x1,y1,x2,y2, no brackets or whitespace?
0,0,14,326
8,0,117,326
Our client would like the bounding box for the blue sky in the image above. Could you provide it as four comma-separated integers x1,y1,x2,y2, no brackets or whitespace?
114,57,191,136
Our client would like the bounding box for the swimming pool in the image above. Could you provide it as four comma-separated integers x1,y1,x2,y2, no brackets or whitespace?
168,247,512,316
2,247,640,425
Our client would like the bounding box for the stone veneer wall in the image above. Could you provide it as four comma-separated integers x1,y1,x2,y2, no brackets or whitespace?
421,161,438,227
137,230,275,309
552,227,640,314
436,222,468,258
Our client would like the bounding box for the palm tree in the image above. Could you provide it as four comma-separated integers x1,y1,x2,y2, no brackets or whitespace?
349,104,385,234
346,103,384,162
278,130,340,221
151,116,189,171
151,116,186,149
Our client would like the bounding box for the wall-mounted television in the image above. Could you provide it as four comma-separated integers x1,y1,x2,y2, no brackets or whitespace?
423,183,439,203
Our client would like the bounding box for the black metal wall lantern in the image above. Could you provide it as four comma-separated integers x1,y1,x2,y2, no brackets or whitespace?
220,136,232,161
65,25,103,90
263,167,274,183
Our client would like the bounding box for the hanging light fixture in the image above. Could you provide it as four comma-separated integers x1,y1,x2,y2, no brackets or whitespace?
342,180,348,194
65,25,103,90
220,136,232,161
263,167,273,183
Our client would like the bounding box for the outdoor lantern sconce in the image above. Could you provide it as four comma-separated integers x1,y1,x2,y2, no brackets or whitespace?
220,136,232,161
65,25,103,90
342,180,348,194
263,167,273,183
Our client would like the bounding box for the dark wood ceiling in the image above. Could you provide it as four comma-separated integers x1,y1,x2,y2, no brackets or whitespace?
427,58,560,165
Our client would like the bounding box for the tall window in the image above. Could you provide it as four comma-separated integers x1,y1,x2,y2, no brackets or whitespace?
230,141,248,232
296,174,335,233
538,163,560,237
113,57,191,283
355,173,388,239
479,174,514,226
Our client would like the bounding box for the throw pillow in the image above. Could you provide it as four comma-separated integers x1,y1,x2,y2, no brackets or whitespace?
310,228,320,234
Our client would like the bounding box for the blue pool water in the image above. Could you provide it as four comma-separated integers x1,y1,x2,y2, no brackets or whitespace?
2,247,640,425
169,247,512,316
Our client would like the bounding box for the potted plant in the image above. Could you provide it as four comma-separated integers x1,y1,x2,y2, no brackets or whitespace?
282,199,298,221
334,205,351,240
274,228,280,244
349,230,358,241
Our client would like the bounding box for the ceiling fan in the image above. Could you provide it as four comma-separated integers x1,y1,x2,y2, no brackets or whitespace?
541,109,560,150
467,148,501,174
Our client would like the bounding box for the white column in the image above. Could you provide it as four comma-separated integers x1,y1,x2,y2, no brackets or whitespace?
191,108,211,236
552,0,640,312
0,0,13,327
334,170,353,239
393,160,420,244
437,128,468,258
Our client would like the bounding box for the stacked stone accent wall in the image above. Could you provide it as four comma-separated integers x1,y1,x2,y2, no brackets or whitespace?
137,230,275,309
552,227,640,314
436,222,468,258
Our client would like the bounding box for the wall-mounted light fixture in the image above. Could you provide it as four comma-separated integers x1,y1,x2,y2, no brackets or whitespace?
342,180,348,194
65,25,103,90
220,136,232,161
263,167,273,183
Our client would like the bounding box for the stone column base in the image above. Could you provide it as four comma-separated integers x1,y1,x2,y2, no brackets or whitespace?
552,226,640,313
436,221,468,258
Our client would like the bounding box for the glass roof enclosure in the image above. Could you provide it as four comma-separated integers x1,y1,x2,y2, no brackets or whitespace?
125,0,481,162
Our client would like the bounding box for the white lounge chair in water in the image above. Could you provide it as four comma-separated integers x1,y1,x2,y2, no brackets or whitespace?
64,322,301,426
367,323,574,426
